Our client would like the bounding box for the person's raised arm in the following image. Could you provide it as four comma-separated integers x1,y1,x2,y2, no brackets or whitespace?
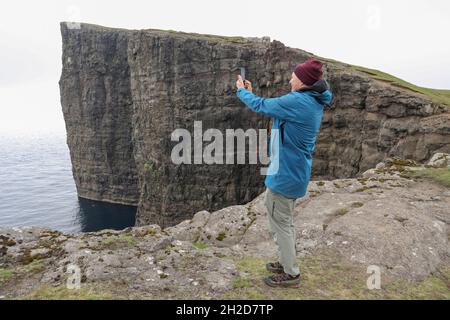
236,75,299,120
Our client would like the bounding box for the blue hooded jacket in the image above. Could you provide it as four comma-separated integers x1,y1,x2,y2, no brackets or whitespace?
237,79,333,199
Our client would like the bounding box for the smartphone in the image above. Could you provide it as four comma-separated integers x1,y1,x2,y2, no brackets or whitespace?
240,67,246,82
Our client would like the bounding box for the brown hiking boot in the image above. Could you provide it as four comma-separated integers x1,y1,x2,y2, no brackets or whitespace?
264,272,300,288
265,261,284,274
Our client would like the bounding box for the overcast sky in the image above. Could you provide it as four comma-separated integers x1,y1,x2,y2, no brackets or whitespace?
0,0,449,134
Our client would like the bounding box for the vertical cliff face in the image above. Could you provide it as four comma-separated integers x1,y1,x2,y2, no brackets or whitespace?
126,30,314,226
60,23,450,228
60,24,139,206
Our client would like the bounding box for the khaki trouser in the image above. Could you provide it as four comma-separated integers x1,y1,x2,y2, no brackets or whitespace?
264,188,300,277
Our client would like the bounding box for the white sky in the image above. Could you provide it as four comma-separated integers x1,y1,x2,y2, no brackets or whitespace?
0,0,449,134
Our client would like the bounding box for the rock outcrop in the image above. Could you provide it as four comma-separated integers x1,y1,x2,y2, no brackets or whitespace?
1,158,449,299
59,22,450,227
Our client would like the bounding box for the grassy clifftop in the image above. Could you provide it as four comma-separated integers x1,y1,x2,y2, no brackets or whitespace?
351,65,450,106
322,55,450,106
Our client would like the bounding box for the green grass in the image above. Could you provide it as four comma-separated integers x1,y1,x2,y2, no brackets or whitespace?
232,277,253,289
135,228,157,237
96,234,136,250
0,262,47,284
351,65,450,106
24,261,46,273
235,256,271,276
165,29,245,43
192,241,210,250
409,167,450,188
221,251,450,300
333,182,342,189
320,56,450,106
79,23,246,44
356,185,378,192
9,251,449,300
0,268,15,282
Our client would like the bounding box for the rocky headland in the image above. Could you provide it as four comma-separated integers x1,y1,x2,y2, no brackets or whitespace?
59,23,450,227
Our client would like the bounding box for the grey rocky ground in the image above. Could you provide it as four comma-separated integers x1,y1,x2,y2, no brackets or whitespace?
1,156,449,299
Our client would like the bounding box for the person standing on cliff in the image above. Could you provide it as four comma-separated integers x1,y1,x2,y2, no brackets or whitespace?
235,58,333,288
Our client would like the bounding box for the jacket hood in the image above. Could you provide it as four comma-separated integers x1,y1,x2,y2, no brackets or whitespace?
296,79,333,107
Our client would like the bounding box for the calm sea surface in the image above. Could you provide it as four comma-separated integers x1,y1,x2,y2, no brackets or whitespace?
0,132,136,233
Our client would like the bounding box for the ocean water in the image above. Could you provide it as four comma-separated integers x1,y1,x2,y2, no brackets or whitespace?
0,132,136,233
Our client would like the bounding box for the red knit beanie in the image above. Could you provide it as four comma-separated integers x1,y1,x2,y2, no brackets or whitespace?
294,58,323,86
